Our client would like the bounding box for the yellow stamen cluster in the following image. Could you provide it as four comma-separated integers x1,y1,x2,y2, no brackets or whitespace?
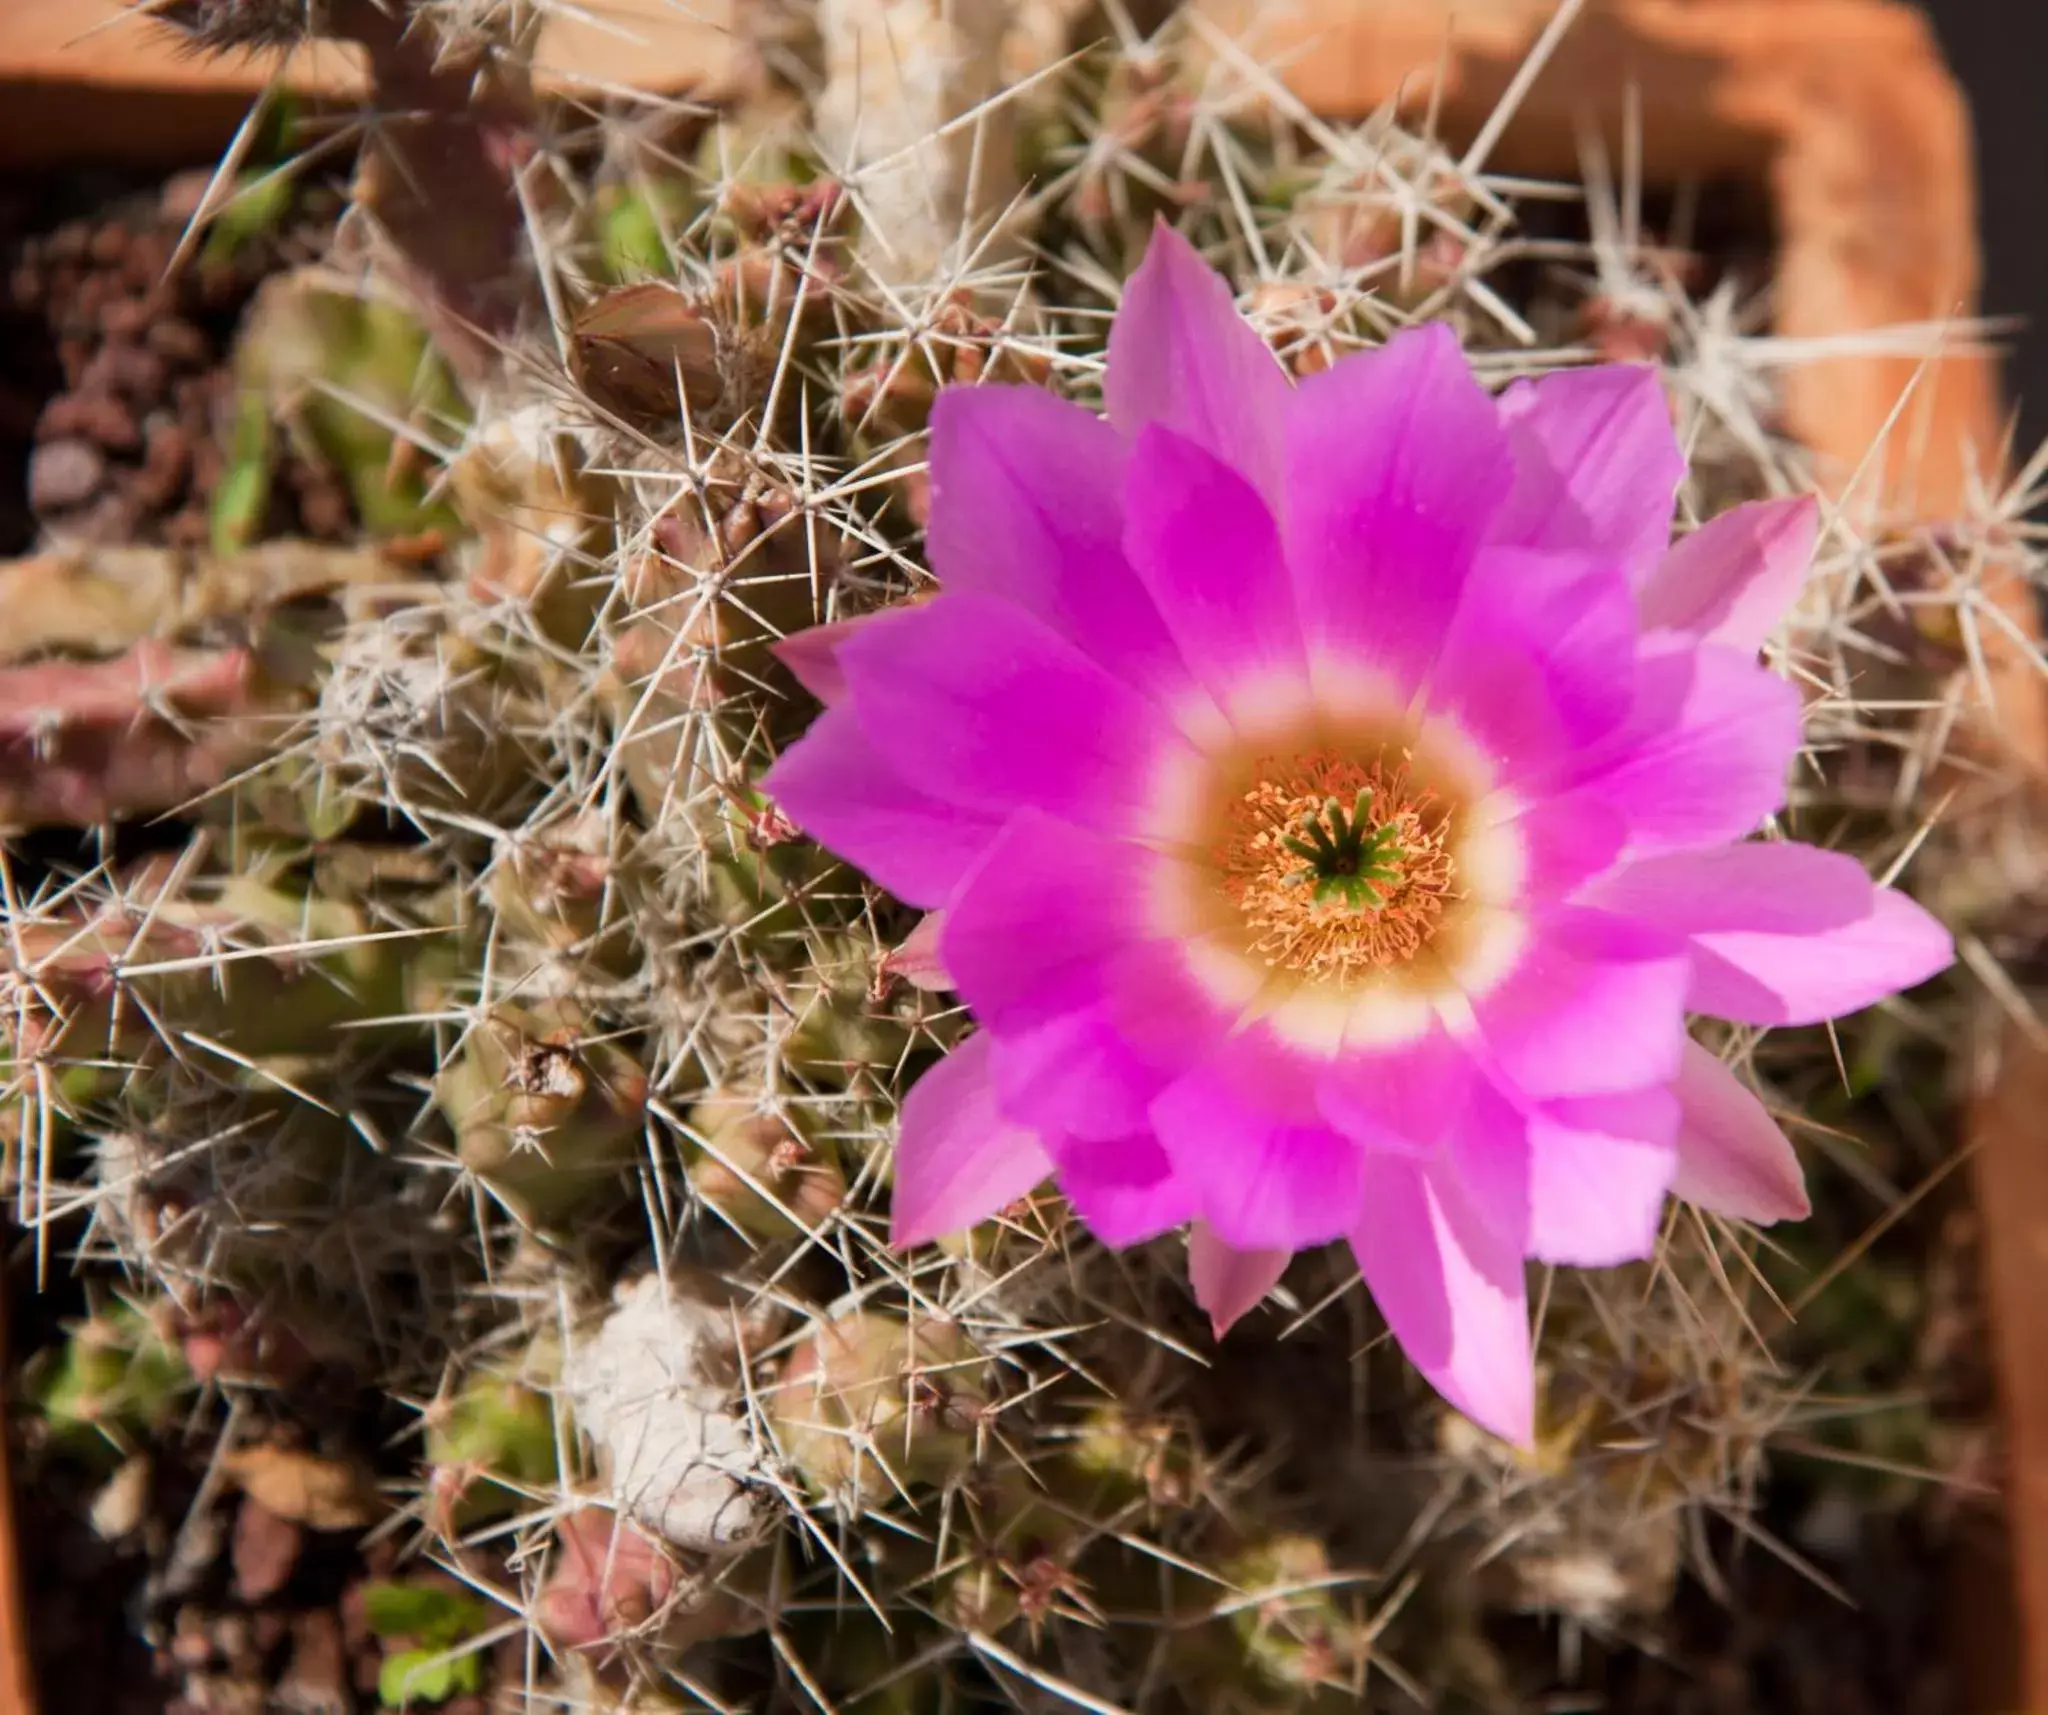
1218,748,1457,986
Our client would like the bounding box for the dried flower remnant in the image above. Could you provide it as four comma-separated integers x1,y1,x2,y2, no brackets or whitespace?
766,222,1955,1446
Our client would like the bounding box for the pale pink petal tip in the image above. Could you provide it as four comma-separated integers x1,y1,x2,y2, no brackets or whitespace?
881,912,952,993
1639,494,1821,653
889,1033,1053,1248
773,617,868,705
1670,1040,1811,1224
1187,1222,1292,1338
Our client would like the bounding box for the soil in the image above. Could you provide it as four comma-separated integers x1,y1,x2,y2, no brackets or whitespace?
0,166,353,558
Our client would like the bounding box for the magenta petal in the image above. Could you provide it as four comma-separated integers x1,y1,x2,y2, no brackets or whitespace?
926,386,1190,700
1056,1132,1197,1246
1123,423,1305,704
1524,1088,1679,1266
837,592,1192,834
1316,1027,1476,1156
1104,222,1292,505
1431,546,1638,774
941,809,1152,1031
1353,1155,1533,1447
1493,365,1683,578
764,708,1000,909
1639,495,1819,652
1689,885,1954,1026
1467,909,1692,1101
1583,841,1871,936
990,1005,1161,1141
1284,323,1513,682
1564,643,1802,857
1671,1040,1810,1223
891,1034,1054,1247
1188,1222,1292,1337
1149,1068,1365,1250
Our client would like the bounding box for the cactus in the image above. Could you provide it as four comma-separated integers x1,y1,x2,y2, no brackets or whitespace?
3,3,2000,1710
22,1298,191,1461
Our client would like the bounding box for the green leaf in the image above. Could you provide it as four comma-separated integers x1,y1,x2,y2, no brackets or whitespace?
360,1580,489,1645
379,1649,454,1708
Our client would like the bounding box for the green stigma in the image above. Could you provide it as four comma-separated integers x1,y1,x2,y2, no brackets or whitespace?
1281,788,1404,909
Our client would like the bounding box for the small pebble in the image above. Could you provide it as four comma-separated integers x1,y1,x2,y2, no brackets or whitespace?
87,223,129,267
148,317,211,369
28,437,106,511
98,296,152,342
74,392,140,451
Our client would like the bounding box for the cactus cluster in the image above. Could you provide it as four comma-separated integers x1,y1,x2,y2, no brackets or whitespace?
3,1,2023,1709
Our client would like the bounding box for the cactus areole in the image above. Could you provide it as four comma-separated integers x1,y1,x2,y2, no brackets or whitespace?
764,222,1955,1447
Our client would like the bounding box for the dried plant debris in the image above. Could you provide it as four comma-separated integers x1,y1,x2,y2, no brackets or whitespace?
3,2,2037,1712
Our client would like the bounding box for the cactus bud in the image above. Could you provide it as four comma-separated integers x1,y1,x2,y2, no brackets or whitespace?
685,1093,845,1240
769,1312,986,1497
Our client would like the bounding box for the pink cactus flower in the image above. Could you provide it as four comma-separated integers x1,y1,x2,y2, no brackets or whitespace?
764,223,1953,1446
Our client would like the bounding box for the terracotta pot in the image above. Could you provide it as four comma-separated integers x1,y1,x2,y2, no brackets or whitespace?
3,1,2043,1708
0,0,742,166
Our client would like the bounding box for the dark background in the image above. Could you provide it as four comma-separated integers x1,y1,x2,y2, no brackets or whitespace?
1928,0,2048,458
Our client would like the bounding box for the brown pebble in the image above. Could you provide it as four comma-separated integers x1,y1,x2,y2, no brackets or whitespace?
28,437,107,512
56,336,91,382
91,342,169,400
148,316,212,369
123,229,176,292
229,1495,304,1604
74,271,113,320
36,394,89,440
9,261,42,311
277,1611,348,1711
170,1609,215,1670
45,221,89,264
74,393,140,451
98,296,153,342
87,224,129,267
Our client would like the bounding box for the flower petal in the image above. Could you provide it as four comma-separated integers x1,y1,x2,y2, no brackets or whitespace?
926,385,1190,700
1431,545,1638,776
990,1005,1161,1141
1689,886,1954,1026
1149,1067,1365,1250
1105,222,1291,505
1492,365,1683,578
1353,1154,1533,1447
1639,495,1819,653
940,809,1154,1032
882,912,953,992
890,1033,1054,1247
838,592,1193,835
1316,1026,1477,1156
1123,423,1305,713
1444,1076,1676,1265
1670,1040,1810,1223
1463,908,1692,1100
1188,1222,1292,1337
1561,643,1802,858
1582,840,1872,936
774,615,871,705
1055,1132,1197,1245
1284,322,1514,685
765,708,1000,909
1522,1088,1679,1266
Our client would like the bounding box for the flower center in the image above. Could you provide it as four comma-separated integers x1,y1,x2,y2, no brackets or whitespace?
1218,749,1457,985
